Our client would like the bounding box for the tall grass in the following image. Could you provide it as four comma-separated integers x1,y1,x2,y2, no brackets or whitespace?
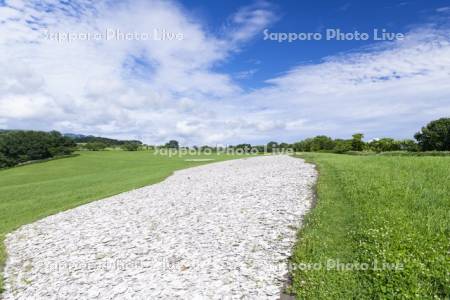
291,153,449,299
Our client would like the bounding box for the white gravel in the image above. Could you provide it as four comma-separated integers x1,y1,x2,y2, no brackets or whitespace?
3,155,316,300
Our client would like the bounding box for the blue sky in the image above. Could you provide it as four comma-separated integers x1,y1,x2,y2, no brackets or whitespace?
0,0,449,145
184,0,450,88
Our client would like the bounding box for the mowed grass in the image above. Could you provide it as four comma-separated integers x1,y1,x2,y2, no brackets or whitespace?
0,150,251,291
290,153,449,299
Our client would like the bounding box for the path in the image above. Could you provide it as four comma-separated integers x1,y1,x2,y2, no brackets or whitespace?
3,155,316,299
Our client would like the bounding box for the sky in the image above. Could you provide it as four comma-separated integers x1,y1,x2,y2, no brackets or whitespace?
0,0,449,145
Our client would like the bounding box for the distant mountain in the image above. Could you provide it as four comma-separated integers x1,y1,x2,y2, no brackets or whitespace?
63,133,88,139
64,133,142,146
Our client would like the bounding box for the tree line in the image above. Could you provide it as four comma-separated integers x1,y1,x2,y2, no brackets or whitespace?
67,134,143,151
0,118,448,168
0,131,146,168
163,118,450,153
290,117,449,153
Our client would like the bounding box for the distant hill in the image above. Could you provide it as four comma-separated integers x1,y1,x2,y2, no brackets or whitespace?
63,133,87,139
64,133,142,146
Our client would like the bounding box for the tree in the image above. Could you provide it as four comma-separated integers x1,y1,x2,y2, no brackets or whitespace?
333,139,352,153
351,133,365,151
235,144,252,153
310,136,335,151
368,138,400,152
85,142,107,151
398,139,419,152
121,142,139,151
0,130,76,167
293,139,313,152
414,118,450,151
0,152,14,168
266,141,278,153
165,140,179,149
254,145,265,153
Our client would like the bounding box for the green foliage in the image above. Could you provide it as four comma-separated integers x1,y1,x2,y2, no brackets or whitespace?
414,117,450,151
67,134,142,147
333,139,353,153
0,153,14,168
293,136,336,152
121,142,140,151
311,136,336,151
84,142,107,151
397,139,419,152
266,141,278,152
279,142,291,149
234,144,253,153
290,153,450,299
254,145,265,153
293,135,421,154
351,133,365,151
293,139,312,152
164,140,179,149
0,130,75,168
368,138,401,152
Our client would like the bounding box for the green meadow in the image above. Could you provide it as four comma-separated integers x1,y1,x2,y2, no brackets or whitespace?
0,150,249,290
290,153,450,299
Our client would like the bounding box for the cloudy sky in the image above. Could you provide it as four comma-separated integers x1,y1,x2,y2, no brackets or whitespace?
0,0,449,145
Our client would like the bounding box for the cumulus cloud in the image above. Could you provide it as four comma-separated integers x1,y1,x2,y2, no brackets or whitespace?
0,0,250,143
236,27,450,141
0,0,449,145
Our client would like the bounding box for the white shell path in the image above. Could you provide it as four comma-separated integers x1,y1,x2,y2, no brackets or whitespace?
3,155,317,299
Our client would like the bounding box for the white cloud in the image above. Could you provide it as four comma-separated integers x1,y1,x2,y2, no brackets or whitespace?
224,1,277,46
436,6,450,13
235,27,450,141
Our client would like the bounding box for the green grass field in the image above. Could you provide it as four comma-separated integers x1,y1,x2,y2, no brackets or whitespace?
290,153,450,299
0,150,250,291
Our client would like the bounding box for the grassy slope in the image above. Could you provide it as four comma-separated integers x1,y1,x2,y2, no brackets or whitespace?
291,153,449,299
0,150,249,291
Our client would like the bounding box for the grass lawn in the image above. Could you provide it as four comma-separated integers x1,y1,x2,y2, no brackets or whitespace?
0,150,251,291
290,153,449,299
